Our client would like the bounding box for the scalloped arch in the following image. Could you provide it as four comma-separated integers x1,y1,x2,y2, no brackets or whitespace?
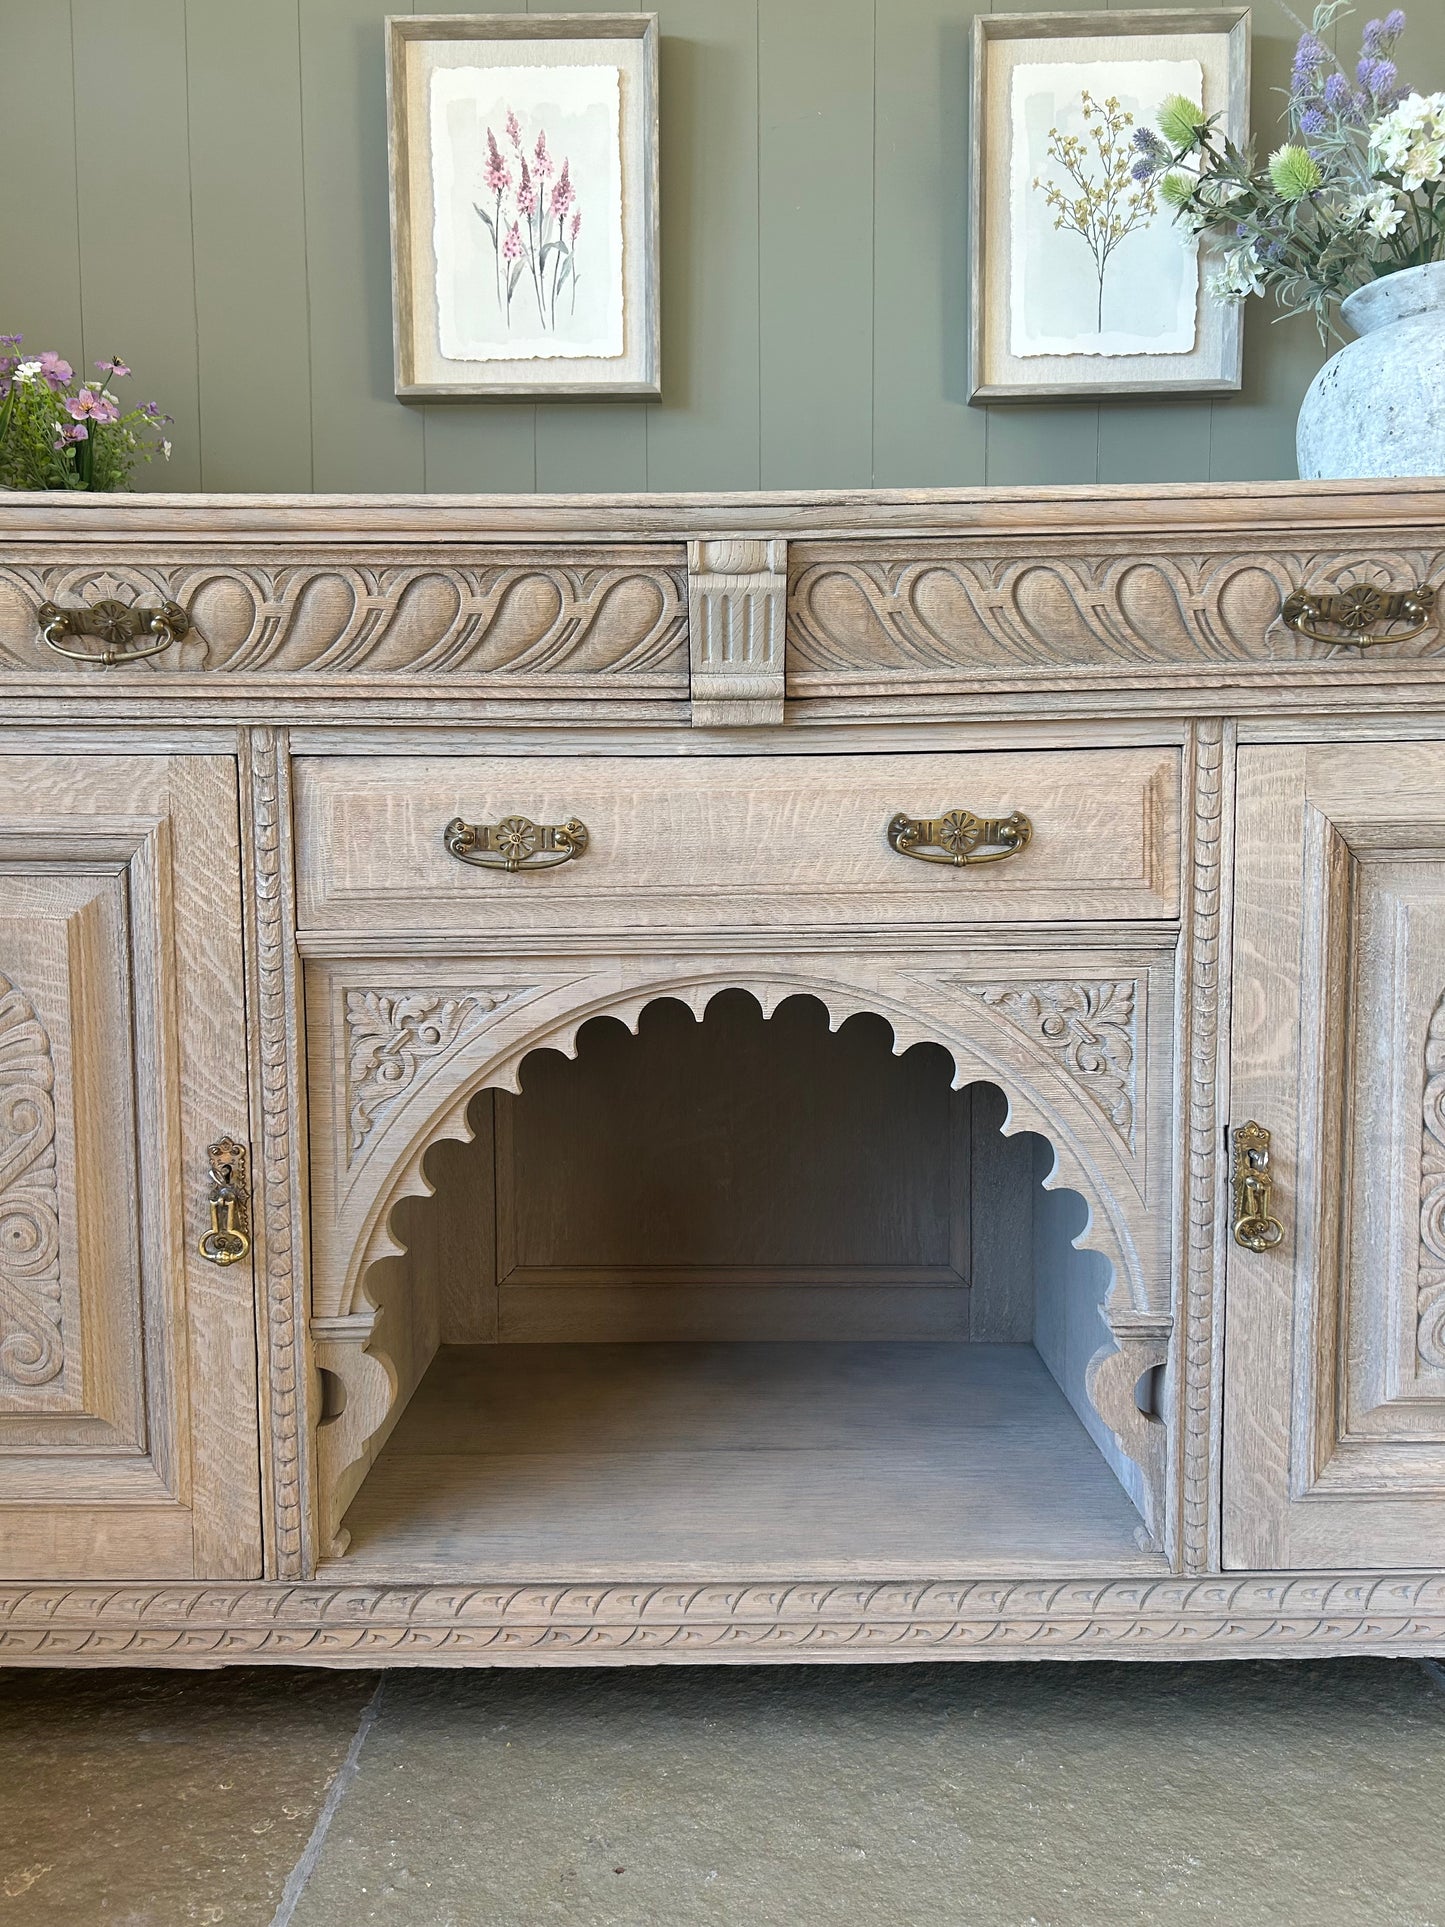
340,965,1152,1325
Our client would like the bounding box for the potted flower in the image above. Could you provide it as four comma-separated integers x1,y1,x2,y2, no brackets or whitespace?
1133,5,1445,479
0,341,172,489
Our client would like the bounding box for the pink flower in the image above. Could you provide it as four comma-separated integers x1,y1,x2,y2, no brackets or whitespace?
505,107,521,150
95,355,131,379
533,129,553,178
482,127,512,194
516,157,536,217
550,158,573,220
502,221,522,262
67,386,120,424
37,350,73,390
53,422,88,448
570,208,581,243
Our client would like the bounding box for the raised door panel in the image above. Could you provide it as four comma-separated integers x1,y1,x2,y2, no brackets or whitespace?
1225,743,1445,1569
0,756,260,1579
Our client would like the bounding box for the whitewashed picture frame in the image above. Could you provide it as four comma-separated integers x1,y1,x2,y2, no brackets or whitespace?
970,9,1251,402
387,13,660,399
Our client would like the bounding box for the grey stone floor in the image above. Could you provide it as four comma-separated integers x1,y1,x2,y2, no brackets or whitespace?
2,1661,1444,1927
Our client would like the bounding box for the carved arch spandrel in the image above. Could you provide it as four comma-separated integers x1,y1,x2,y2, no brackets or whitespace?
309,958,1175,1557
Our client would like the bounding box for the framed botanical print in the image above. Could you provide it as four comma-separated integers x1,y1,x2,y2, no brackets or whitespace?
970,8,1250,401
386,13,660,399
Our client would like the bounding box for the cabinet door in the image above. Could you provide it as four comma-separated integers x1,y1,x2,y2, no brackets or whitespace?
0,755,260,1578
1226,743,1445,1569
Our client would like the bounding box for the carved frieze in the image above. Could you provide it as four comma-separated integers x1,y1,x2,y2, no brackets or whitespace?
0,558,689,685
0,973,63,1394
346,988,530,1159
1417,989,1445,1369
960,980,1137,1149
788,547,1445,682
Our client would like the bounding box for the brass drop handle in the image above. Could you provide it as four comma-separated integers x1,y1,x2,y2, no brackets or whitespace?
444,815,589,873
199,1137,251,1267
37,596,190,667
887,809,1032,867
1281,580,1436,648
1232,1121,1284,1252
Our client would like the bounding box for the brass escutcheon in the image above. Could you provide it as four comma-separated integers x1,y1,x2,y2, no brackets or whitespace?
444,815,589,873
1232,1120,1284,1252
37,596,190,667
887,808,1032,867
199,1137,251,1267
1281,580,1436,648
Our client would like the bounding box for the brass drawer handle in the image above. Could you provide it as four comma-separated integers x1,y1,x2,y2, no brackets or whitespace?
1281,580,1435,648
887,809,1032,867
38,596,190,667
199,1138,251,1268
1232,1121,1284,1252
444,814,589,873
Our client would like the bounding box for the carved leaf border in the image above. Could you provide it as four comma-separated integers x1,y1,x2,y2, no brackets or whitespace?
345,987,533,1162
953,980,1137,1152
0,972,63,1393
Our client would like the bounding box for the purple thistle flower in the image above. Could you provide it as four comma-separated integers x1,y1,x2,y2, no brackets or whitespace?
1291,33,1327,90
1323,71,1352,108
1130,156,1154,182
1385,8,1407,32
1362,16,1387,54
1299,105,1327,134
1368,56,1398,95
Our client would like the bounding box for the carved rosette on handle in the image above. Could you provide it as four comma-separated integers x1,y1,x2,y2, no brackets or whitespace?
687,538,787,726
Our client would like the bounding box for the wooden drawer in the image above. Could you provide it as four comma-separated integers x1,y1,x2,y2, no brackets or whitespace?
294,749,1180,934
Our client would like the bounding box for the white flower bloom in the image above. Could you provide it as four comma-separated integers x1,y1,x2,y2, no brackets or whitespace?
161,440,172,460
1365,190,1406,238
1371,92,1445,186
1207,246,1265,303
12,359,41,385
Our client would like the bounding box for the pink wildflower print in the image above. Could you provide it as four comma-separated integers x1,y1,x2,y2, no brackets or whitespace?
483,128,512,194
96,356,132,379
570,208,581,243
517,156,536,217
502,221,522,262
533,129,553,178
37,351,73,390
550,158,573,220
505,107,521,150
67,386,120,424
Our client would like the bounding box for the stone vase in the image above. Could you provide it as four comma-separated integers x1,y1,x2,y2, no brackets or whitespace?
1296,260,1445,481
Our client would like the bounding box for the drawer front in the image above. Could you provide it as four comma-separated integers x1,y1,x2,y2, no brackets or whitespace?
295,749,1180,934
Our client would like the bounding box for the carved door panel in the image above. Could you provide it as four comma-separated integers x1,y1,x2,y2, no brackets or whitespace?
1226,743,1445,1569
0,755,260,1578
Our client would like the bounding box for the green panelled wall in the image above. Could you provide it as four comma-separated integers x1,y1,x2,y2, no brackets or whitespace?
2,0,1441,493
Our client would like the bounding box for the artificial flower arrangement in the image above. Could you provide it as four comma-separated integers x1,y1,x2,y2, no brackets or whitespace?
0,340,172,490
1132,4,1445,336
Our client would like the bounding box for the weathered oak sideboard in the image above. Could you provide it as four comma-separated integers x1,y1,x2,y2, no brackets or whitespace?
3,480,1445,1665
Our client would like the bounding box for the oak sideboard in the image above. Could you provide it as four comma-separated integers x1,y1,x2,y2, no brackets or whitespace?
3,480,1445,1667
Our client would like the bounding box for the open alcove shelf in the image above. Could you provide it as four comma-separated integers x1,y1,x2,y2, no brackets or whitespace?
322,991,1166,1581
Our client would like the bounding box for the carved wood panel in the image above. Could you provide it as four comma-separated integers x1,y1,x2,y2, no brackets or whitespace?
788,544,1445,687
0,554,689,688
1227,742,1445,1570
0,757,261,1581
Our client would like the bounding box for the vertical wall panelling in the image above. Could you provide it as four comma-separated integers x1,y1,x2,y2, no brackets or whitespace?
186,0,313,490
645,0,764,491
71,0,202,491
872,0,987,485
300,0,425,490
0,4,84,363
419,0,538,493
533,0,649,493
758,0,876,488
0,2,1353,490
979,0,1103,487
